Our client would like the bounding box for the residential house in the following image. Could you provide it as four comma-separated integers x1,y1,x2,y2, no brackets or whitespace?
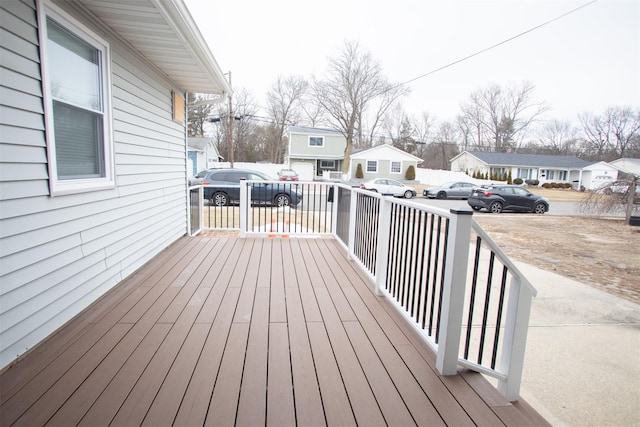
578,161,621,190
187,137,223,176
0,0,230,369
286,126,346,178
350,144,422,180
286,126,421,181
450,151,609,189
609,158,640,176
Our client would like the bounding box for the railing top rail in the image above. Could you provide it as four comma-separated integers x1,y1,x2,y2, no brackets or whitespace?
352,187,461,219
471,220,538,296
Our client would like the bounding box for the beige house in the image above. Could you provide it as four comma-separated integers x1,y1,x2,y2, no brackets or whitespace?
350,144,422,181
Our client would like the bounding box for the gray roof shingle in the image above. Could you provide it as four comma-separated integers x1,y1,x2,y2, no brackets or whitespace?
467,151,591,169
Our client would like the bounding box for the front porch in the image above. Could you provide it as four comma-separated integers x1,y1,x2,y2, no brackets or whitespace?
0,235,547,426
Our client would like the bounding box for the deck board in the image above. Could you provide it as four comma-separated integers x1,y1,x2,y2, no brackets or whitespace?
0,236,547,426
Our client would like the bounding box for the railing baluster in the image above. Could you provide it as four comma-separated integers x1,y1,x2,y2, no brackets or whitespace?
464,236,483,359
491,265,509,369
478,251,496,365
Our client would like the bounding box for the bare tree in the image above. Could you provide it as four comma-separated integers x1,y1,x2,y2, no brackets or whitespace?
213,88,260,163
312,40,408,174
413,112,435,160
608,106,640,158
536,119,579,155
187,92,220,137
579,111,613,160
459,81,548,152
579,176,639,223
428,120,461,169
266,75,307,163
359,84,409,148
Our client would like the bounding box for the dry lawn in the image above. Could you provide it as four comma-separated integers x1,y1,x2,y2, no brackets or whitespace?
473,214,640,304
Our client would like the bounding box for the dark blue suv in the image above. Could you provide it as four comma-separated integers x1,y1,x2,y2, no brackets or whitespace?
200,168,302,207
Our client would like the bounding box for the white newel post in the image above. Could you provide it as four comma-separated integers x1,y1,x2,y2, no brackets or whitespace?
347,190,358,260
374,197,391,296
498,277,535,401
436,209,474,375
239,181,248,238
330,184,339,237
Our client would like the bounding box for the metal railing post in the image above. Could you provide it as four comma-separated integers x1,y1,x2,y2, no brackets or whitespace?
374,197,391,296
436,208,474,375
498,276,535,400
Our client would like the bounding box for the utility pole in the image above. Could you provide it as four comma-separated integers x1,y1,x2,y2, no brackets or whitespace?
227,71,234,168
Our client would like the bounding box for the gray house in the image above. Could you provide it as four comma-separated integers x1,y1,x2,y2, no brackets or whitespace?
0,0,230,369
286,126,346,177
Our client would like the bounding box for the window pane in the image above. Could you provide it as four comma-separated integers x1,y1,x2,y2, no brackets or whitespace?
53,101,104,178
47,18,102,111
309,137,323,146
367,161,377,172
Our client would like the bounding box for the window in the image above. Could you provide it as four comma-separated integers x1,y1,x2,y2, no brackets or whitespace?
309,136,324,147
320,160,335,169
39,2,113,194
390,161,401,174
366,160,377,173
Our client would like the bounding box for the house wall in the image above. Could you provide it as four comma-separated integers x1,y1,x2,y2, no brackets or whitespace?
0,0,188,369
451,153,486,175
288,131,345,158
352,159,418,180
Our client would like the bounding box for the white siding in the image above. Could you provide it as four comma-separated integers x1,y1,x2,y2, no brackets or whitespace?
0,0,189,368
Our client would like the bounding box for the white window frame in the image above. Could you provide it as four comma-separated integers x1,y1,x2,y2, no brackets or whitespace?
390,161,402,174
366,160,378,173
308,136,324,147
38,0,114,196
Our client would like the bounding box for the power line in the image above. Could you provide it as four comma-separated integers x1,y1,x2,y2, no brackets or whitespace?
397,0,599,88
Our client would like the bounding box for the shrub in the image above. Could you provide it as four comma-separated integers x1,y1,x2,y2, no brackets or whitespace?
405,165,416,180
355,163,364,179
513,177,523,185
525,179,540,186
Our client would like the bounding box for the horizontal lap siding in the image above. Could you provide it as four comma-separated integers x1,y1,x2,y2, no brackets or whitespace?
0,0,188,368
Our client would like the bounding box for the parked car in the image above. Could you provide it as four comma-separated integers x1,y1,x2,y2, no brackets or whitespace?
467,185,549,214
360,178,416,199
423,181,479,199
277,169,299,181
201,168,302,207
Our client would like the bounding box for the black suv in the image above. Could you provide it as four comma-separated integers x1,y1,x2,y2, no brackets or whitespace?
200,168,302,207
467,185,549,214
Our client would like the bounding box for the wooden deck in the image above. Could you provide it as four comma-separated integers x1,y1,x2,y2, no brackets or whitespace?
0,236,548,426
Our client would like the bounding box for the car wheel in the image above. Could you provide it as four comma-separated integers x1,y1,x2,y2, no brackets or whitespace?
471,206,481,211
275,194,291,207
534,203,546,214
489,201,503,214
212,191,229,207
437,191,447,199
404,190,414,199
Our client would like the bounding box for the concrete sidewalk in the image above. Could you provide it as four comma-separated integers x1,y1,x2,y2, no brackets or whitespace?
514,262,640,426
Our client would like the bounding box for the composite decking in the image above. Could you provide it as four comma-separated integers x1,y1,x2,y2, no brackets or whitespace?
0,236,548,426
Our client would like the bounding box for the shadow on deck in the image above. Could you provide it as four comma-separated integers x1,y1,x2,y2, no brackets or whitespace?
0,236,548,426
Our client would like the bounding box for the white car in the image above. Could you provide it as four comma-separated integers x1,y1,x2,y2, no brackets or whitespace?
360,178,416,199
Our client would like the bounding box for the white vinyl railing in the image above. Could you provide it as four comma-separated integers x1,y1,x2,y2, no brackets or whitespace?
189,181,536,401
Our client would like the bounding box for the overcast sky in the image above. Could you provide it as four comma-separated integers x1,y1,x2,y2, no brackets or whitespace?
185,0,639,124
